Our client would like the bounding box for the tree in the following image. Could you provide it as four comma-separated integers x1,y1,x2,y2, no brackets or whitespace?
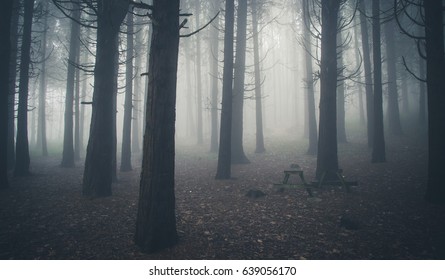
371,0,386,163
336,29,347,143
134,0,180,253
0,0,14,188
121,9,134,172
209,1,221,153
82,0,129,197
315,0,341,180
194,0,204,146
231,0,250,164
215,0,235,179
14,0,35,177
302,0,317,155
251,0,266,154
61,0,81,168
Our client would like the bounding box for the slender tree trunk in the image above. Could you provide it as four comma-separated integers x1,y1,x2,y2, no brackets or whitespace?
359,0,374,148
337,30,347,143
353,17,366,127
121,10,134,172
74,51,81,160
61,1,81,167
134,0,180,253
302,0,317,155
231,0,249,164
384,19,403,135
37,1,48,157
424,0,445,204
195,1,203,145
8,0,20,170
315,0,340,180
371,0,386,163
215,0,235,179
251,0,265,154
209,4,220,153
14,0,34,177
418,56,426,127
132,17,144,155
82,1,128,197
1,0,14,188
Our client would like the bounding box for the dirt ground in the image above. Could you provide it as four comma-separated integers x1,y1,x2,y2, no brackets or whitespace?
1,132,444,260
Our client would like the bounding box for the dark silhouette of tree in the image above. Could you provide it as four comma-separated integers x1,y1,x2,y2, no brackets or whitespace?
0,0,14,188
337,29,347,143
315,0,341,180
231,0,250,164
215,0,235,179
14,0,35,177
301,0,317,156
121,9,134,172
61,0,81,168
82,0,129,197
371,0,386,163
358,0,374,148
134,0,180,253
209,1,221,153
251,0,266,154
194,0,204,146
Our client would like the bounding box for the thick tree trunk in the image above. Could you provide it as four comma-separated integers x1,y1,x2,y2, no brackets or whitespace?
424,0,445,204
302,0,317,155
7,0,20,170
359,0,374,148
134,0,180,253
251,0,265,154
231,0,249,164
371,0,386,163
209,4,220,153
121,11,134,172
1,0,14,188
61,1,81,168
215,0,235,179
384,19,403,135
82,0,128,197
14,0,34,177
315,0,340,180
37,1,48,157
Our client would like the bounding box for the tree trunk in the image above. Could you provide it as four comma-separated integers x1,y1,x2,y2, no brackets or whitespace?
121,10,134,172
74,50,81,160
424,0,445,204
195,0,204,145
61,1,81,168
82,0,129,197
315,0,340,180
134,0,180,253
371,0,386,163
209,4,220,153
251,0,265,154
302,0,317,155
231,0,249,164
418,56,426,127
337,30,347,143
384,19,403,135
353,17,366,127
37,0,48,157
8,0,20,170
1,0,14,188
215,0,235,179
359,0,374,148
14,0,34,177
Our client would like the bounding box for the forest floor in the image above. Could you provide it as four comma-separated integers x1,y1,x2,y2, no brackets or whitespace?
1,131,445,260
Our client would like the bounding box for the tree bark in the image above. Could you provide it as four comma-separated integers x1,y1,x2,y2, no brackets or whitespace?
231,0,249,164
121,10,134,172
14,0,34,177
371,0,386,163
134,0,180,253
0,0,14,188
215,0,235,179
424,0,445,204
384,19,403,135
61,0,81,168
82,0,129,197
315,0,340,180
252,0,265,154
359,0,374,148
302,0,317,155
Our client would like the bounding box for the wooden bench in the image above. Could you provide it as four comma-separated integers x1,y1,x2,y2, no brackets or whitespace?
275,164,313,196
